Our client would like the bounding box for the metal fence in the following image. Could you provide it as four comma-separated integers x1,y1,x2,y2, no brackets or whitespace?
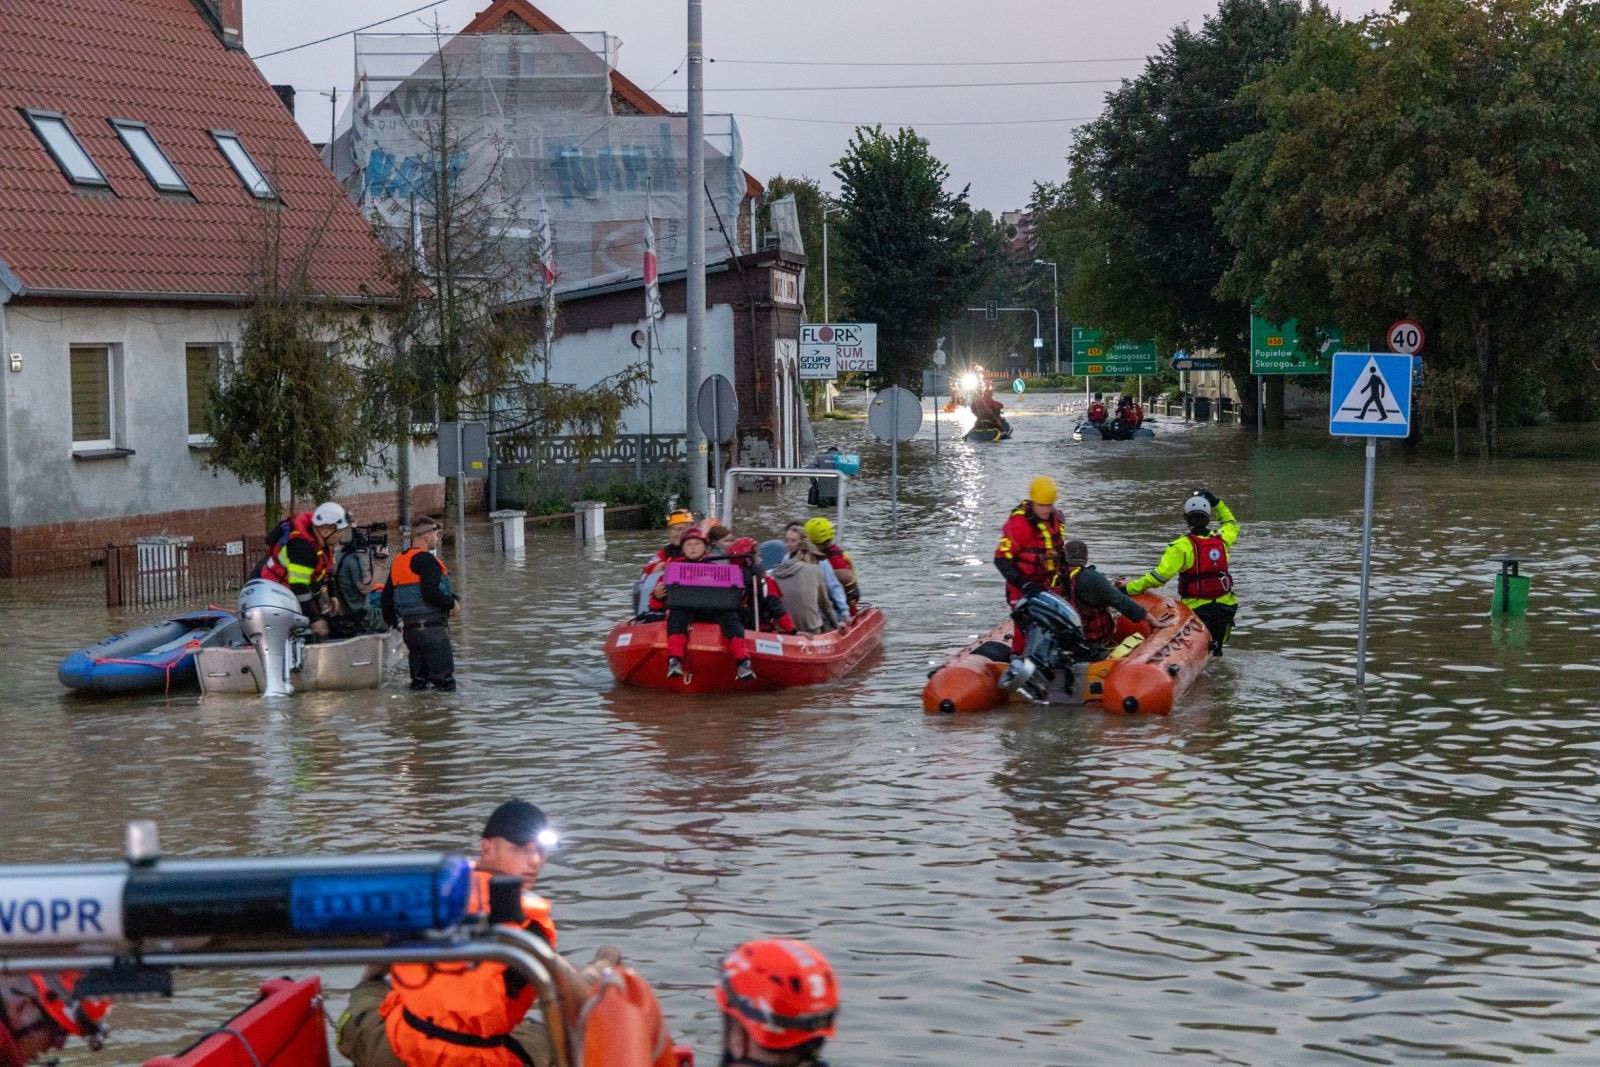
103,536,266,609
495,433,686,478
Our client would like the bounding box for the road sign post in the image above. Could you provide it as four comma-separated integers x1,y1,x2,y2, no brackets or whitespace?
869,385,922,532
1329,351,1415,685
932,341,946,456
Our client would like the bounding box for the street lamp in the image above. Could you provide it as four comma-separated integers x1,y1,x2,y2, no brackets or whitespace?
1034,258,1060,374
822,197,844,321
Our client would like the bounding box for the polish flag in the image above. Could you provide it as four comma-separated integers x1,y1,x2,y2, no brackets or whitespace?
644,187,663,322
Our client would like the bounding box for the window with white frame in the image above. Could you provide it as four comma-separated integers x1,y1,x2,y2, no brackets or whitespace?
210,131,276,200
24,110,108,188
69,345,118,450
185,343,226,443
112,120,189,194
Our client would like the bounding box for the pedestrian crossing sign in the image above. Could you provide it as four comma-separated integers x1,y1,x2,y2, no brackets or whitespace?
1329,351,1413,438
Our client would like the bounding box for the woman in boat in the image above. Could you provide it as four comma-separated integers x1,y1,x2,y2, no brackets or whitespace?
649,528,757,681
767,539,840,634
785,524,850,622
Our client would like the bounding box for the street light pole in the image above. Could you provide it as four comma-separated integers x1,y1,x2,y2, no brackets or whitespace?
1035,258,1059,375
821,198,843,322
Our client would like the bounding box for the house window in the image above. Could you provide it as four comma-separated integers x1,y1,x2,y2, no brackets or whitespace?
210,131,275,199
185,343,226,443
70,345,118,450
23,110,108,188
112,120,188,193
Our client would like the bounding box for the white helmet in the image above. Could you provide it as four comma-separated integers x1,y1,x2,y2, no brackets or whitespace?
312,501,349,530
1183,494,1213,520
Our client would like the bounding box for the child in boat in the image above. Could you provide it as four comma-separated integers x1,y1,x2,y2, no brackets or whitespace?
649,527,757,681
725,537,797,635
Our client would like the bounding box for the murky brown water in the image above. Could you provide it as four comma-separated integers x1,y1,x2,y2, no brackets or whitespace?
4,400,1600,1064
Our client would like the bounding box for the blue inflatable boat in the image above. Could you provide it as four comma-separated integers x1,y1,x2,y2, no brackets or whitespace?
58,609,241,694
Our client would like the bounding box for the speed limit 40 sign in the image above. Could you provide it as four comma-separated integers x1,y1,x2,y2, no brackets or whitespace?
1387,319,1425,355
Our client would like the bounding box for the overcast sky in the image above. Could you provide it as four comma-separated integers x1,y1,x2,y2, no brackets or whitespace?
250,0,1383,213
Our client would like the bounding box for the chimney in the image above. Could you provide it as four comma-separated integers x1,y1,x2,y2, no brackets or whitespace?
272,85,296,116
195,0,244,49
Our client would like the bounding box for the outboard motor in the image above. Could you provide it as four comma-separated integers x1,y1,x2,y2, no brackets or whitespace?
238,578,307,697
999,589,1092,702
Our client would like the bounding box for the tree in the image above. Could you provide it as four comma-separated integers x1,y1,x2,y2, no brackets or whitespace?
1209,0,1600,449
208,210,370,536
832,126,984,384
1035,0,1321,422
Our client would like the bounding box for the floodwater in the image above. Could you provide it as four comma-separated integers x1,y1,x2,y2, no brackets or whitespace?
4,397,1600,1065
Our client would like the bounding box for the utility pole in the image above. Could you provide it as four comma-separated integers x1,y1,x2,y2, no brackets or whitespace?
684,0,708,515
1035,259,1060,374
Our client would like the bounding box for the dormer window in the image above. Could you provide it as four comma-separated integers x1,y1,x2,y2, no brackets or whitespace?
23,109,108,188
111,120,188,193
210,130,275,199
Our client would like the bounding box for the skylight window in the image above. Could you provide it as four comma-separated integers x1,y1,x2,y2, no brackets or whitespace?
210,131,275,199
112,120,188,193
23,110,107,187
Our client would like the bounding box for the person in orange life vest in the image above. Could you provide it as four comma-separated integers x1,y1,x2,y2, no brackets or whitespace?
1062,539,1149,657
715,940,838,1067
651,528,758,682
802,517,860,616
338,800,561,1067
382,516,458,692
725,537,797,635
0,973,108,1067
994,475,1067,653
1124,489,1239,652
251,500,347,637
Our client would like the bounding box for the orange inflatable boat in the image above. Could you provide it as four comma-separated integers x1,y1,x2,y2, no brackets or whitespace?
922,593,1210,715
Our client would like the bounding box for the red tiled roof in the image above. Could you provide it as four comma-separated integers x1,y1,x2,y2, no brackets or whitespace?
462,0,764,198
0,0,391,301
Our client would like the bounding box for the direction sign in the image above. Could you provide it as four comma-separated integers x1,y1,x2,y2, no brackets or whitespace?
1171,351,1223,372
1329,352,1413,438
1250,315,1342,375
801,322,877,374
868,386,922,442
1070,327,1158,375
1386,319,1424,355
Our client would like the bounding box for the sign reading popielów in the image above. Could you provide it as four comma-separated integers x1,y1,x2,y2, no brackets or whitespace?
1070,327,1158,375
1250,314,1342,375
801,323,877,375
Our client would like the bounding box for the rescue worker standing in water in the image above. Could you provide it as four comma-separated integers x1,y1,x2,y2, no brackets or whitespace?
715,940,838,1067
382,516,458,691
1,973,109,1066
994,476,1067,653
1125,489,1239,652
251,500,348,637
337,800,560,1067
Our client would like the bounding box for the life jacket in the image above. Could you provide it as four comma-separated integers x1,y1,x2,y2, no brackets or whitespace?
389,547,454,621
821,543,860,605
255,512,333,589
380,870,556,1067
1088,401,1107,424
1067,565,1116,645
572,966,682,1067
997,505,1064,596
1178,532,1234,601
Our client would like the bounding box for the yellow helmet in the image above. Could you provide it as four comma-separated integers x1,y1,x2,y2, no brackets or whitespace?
803,517,835,545
1029,476,1058,506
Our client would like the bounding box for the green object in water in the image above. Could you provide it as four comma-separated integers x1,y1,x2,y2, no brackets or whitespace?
1492,573,1530,616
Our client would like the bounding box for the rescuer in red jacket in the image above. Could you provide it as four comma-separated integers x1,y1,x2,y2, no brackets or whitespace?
994,475,1067,653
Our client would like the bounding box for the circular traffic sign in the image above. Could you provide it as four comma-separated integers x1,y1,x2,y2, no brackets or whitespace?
867,386,923,442
1012,378,1026,394
1387,319,1425,355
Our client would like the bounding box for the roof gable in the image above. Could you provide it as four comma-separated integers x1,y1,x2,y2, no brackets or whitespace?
0,0,391,300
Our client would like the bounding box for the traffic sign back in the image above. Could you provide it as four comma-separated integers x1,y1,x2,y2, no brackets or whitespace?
868,386,922,442
1329,352,1412,438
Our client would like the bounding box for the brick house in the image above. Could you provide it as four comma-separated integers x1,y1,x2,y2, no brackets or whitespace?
0,0,435,576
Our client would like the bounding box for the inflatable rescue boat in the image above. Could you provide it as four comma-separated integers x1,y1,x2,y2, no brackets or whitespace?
144,976,328,1067
606,607,886,693
922,592,1209,714
58,609,240,694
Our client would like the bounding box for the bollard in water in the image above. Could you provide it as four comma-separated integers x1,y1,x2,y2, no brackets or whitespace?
572,500,606,541
1488,555,1530,616
489,509,526,553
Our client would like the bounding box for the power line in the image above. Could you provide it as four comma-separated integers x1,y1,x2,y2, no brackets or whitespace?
655,77,1126,93
736,112,1097,128
709,56,1145,67
250,0,454,60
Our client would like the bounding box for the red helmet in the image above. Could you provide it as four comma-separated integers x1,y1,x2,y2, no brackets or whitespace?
680,527,708,546
714,939,837,1051
726,537,758,559
28,972,108,1048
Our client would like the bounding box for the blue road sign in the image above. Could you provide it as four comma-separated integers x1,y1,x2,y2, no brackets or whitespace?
1329,352,1412,438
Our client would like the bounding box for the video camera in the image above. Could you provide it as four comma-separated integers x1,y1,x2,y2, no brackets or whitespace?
347,521,389,557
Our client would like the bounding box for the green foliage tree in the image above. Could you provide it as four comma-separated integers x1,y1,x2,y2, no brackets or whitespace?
1209,0,1600,449
1034,0,1319,421
208,212,369,536
832,126,985,384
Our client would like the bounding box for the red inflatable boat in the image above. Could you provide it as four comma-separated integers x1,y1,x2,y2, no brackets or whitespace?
922,593,1210,714
606,607,886,693
145,976,329,1067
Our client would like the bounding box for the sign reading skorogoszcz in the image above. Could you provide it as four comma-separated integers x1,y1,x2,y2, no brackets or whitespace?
801,323,877,376
1250,314,1343,375
1070,328,1158,375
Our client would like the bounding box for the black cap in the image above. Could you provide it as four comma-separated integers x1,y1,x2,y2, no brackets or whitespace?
482,800,548,846
1064,539,1089,565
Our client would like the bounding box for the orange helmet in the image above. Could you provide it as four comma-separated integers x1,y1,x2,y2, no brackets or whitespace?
714,939,837,1051
28,972,109,1049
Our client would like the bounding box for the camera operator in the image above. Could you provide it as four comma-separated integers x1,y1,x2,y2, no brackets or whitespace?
332,522,387,637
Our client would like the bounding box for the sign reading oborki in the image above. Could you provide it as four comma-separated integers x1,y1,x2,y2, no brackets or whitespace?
801,323,877,378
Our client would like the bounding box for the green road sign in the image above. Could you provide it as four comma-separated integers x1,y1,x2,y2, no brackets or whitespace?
1070,327,1159,375
1250,314,1342,375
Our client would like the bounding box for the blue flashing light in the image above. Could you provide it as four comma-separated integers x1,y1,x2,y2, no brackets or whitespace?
289,856,472,937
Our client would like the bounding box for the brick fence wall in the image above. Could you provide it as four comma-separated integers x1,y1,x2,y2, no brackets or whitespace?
0,481,489,577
